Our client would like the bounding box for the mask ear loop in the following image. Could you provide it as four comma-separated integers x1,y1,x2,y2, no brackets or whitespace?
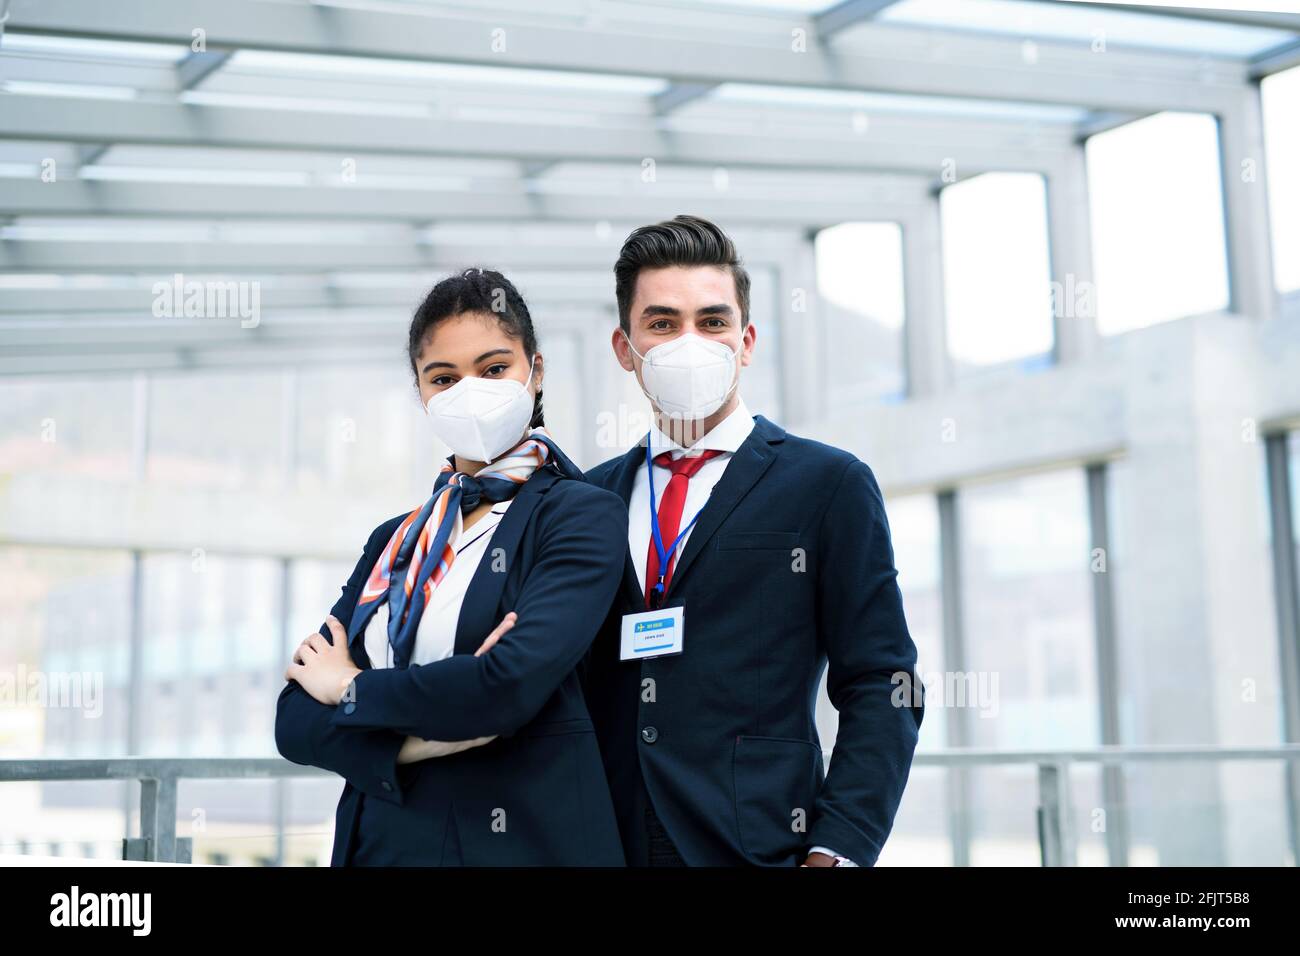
621,328,647,363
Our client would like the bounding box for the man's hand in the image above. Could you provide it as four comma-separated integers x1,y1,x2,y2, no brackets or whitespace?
285,614,362,706
801,852,837,867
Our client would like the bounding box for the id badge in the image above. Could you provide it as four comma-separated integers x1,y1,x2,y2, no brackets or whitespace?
619,605,684,661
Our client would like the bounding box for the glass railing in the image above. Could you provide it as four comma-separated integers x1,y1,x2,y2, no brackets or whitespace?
1,746,1298,865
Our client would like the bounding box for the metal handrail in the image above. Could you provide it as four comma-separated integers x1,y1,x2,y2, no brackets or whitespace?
2,746,1299,865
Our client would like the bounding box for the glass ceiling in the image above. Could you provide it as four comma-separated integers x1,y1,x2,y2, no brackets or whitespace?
875,0,1297,57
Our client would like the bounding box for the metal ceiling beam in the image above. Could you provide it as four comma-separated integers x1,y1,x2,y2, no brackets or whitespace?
814,0,904,40
0,241,797,311
653,83,718,116
4,0,1248,112
1074,110,1144,142
75,143,112,166
0,239,795,273
1252,37,1300,79
0,286,539,315
0,177,935,226
176,49,231,90
0,240,439,272
0,93,1076,176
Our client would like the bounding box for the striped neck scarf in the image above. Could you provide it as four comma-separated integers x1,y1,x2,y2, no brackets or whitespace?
350,426,558,669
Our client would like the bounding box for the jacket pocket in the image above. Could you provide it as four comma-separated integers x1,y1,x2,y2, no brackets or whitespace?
518,717,595,738
732,735,823,866
716,531,798,551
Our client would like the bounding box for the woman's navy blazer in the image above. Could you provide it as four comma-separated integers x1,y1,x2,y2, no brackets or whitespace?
275,458,628,866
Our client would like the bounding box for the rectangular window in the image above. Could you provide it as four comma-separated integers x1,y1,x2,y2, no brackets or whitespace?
1262,65,1300,294
814,222,906,403
1085,112,1230,332
940,173,1054,376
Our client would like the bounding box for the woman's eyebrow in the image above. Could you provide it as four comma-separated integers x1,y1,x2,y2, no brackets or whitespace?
421,348,513,375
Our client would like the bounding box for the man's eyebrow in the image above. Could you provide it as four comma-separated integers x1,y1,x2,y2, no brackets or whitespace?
697,304,733,316
640,305,681,318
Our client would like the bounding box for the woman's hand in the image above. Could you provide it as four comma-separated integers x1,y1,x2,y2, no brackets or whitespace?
397,734,499,764
285,615,362,706
474,611,516,656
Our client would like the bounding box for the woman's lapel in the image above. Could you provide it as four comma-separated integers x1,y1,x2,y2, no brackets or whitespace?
451,466,560,656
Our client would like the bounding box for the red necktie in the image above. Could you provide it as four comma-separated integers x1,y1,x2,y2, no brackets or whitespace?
645,448,724,607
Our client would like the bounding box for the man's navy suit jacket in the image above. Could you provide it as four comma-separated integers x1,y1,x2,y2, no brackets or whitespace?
581,413,924,866
275,460,627,866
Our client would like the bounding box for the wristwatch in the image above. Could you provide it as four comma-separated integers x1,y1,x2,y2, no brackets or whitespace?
831,855,858,867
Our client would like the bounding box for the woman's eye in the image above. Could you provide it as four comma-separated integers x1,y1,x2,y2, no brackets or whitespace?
483,364,507,376
431,375,454,387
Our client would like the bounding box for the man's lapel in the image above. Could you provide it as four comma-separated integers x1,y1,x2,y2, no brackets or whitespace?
663,414,785,600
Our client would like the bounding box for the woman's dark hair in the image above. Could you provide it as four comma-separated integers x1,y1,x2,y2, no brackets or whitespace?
407,267,543,428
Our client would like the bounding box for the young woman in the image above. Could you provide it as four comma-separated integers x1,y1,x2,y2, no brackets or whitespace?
275,268,627,866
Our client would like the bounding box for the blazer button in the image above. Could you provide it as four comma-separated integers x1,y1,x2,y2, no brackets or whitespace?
343,702,356,715
640,726,658,744
380,780,393,792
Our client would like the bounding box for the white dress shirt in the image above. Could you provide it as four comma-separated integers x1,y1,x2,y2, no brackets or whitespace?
628,396,755,598
363,498,512,670
626,396,849,865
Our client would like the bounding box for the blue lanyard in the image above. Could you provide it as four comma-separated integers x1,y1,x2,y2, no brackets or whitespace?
645,434,708,605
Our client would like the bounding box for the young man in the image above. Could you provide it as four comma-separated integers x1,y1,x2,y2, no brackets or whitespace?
581,214,924,867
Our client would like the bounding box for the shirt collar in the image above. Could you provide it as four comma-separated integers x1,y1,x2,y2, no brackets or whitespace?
646,395,754,460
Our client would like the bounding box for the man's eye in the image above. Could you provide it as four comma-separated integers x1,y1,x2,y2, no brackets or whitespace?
649,319,672,330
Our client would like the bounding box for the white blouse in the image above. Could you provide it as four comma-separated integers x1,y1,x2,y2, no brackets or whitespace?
362,498,513,670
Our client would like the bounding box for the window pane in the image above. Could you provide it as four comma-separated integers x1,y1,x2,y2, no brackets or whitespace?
960,469,1098,749
534,329,584,463
959,469,1097,865
0,376,135,479
890,493,945,750
295,363,425,504
1262,65,1300,294
739,265,783,424
1086,112,1230,333
873,493,949,866
147,370,285,492
815,222,906,403
0,546,133,859
286,559,359,866
941,172,1054,374
138,552,281,757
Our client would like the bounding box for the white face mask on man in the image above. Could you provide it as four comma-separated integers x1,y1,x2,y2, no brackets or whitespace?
622,330,741,421
424,356,537,464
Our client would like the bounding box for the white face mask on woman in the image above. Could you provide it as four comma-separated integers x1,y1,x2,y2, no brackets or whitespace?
622,330,740,421
424,356,537,464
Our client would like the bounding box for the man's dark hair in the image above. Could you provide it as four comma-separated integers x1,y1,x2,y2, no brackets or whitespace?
407,267,543,427
613,214,750,334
